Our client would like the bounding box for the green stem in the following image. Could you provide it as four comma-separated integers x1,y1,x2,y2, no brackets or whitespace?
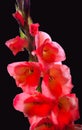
36,77,43,92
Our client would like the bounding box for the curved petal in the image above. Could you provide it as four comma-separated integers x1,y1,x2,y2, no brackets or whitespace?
13,92,30,112
7,61,41,93
35,31,52,49
30,117,56,130
5,36,28,55
33,40,66,70
42,64,73,99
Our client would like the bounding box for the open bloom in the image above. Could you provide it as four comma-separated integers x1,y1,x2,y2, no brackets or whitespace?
42,64,73,99
7,61,41,93
5,36,28,55
51,94,80,129
32,40,66,69
13,92,55,118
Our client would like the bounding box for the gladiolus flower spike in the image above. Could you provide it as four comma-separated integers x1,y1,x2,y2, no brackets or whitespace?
5,0,81,130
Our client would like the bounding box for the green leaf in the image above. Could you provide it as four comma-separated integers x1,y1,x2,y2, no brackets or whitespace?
19,28,27,38
28,16,33,26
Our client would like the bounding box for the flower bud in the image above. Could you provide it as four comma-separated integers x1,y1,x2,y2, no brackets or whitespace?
16,0,22,11
16,0,30,17
23,0,30,17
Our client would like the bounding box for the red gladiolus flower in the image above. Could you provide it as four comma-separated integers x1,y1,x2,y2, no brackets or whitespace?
23,93,55,117
51,94,80,129
33,40,66,67
7,61,41,93
42,64,73,99
13,92,55,118
12,11,25,26
5,36,28,55
29,23,40,36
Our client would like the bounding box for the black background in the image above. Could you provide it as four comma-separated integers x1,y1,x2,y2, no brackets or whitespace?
0,0,82,129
